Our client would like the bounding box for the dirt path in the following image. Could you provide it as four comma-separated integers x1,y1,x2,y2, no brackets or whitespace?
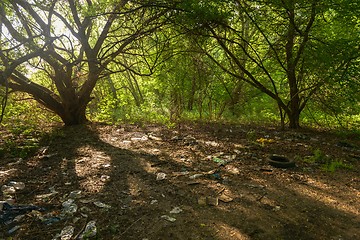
1,123,359,239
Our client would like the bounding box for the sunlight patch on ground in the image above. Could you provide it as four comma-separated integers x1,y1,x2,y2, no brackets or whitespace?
127,174,142,197
291,182,360,216
212,222,251,240
305,177,333,190
74,147,112,193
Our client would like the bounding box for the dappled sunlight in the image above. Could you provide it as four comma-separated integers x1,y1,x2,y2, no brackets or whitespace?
212,222,251,240
247,173,360,220
290,182,360,216
127,174,143,198
2,123,359,239
74,146,112,193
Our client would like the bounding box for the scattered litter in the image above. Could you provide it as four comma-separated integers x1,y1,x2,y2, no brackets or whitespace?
213,157,226,165
79,220,97,239
102,164,111,168
161,215,176,222
226,165,240,174
39,146,49,155
100,175,110,181
218,194,233,203
93,201,111,209
273,206,281,211
60,225,74,240
204,141,219,147
13,213,26,222
43,216,61,225
172,171,189,176
198,197,219,206
156,172,167,181
36,192,58,200
210,172,222,180
0,202,45,225
68,190,82,199
148,134,162,141
244,183,265,189
233,149,241,154
169,207,182,214
49,186,58,194
189,174,203,179
62,199,78,215
150,200,158,205
1,180,24,195
256,138,275,144
1,185,16,195
206,197,219,206
131,136,148,141
8,225,21,234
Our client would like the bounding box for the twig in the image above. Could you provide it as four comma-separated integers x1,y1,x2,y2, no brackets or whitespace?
216,187,226,195
73,219,88,239
120,216,143,236
256,192,267,202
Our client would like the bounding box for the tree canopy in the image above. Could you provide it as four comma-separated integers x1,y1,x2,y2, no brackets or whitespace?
0,0,359,128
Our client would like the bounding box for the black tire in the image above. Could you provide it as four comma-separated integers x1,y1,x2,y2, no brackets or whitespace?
268,155,296,168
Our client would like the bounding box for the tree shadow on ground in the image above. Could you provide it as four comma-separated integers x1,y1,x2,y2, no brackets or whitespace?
1,123,359,239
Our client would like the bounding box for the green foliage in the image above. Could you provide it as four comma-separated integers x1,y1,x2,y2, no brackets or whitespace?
305,149,328,164
0,122,41,159
176,0,231,28
322,160,353,173
0,0,359,130
304,149,353,172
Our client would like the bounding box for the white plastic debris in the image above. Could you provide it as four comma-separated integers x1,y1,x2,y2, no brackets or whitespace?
79,220,97,239
100,175,110,182
68,190,82,199
148,134,162,141
189,174,203,179
9,181,25,190
161,215,176,222
156,172,166,181
1,185,16,194
93,201,111,209
60,226,74,240
169,207,183,214
150,200,158,205
62,199,78,215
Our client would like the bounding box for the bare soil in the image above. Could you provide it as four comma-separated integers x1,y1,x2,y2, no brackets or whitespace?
1,122,359,240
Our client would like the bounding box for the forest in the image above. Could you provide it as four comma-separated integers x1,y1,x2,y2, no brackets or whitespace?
0,0,359,239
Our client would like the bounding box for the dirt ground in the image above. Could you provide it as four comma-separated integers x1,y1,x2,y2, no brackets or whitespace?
1,122,359,240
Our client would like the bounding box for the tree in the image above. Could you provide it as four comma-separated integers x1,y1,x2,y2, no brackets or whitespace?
178,0,360,128
0,0,169,125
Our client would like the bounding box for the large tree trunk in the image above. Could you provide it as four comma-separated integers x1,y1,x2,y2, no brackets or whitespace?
9,71,92,126
288,110,300,129
59,103,88,126
285,5,301,129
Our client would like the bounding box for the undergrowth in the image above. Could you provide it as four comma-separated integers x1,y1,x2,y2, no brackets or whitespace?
304,149,353,173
